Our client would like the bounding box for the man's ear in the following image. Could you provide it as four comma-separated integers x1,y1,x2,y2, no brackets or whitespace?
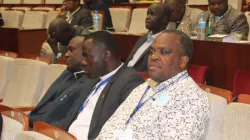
104,50,111,61
180,55,189,69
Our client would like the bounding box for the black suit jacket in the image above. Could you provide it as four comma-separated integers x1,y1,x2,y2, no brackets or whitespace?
69,6,93,29
125,34,149,72
56,66,145,139
0,13,4,26
28,70,87,128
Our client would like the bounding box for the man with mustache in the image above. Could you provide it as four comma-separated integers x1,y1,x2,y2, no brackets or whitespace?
98,30,209,140
126,3,171,72
205,0,249,39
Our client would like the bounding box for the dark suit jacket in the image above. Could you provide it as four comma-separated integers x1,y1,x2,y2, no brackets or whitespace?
125,34,149,72
0,13,4,26
28,70,87,128
69,6,93,29
56,66,145,139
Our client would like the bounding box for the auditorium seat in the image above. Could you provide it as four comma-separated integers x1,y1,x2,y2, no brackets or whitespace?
45,11,58,28
221,103,250,140
188,64,208,84
22,11,47,29
199,84,233,103
45,0,63,4
0,0,2,4
2,59,48,109
0,56,14,99
228,0,242,11
39,64,66,101
0,104,29,140
238,94,250,104
0,7,9,11
33,6,55,11
23,0,45,4
3,0,22,4
40,42,55,62
128,8,148,34
233,70,250,98
109,8,131,32
201,93,227,140
15,122,77,140
1,11,24,28
187,0,207,4
22,54,52,64
244,12,250,40
0,50,18,58
11,7,32,11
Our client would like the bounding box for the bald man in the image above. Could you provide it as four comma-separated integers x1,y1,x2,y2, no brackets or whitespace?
29,36,88,128
165,0,203,36
41,18,90,62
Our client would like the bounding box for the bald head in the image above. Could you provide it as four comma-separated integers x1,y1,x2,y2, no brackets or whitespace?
48,18,76,46
164,0,187,22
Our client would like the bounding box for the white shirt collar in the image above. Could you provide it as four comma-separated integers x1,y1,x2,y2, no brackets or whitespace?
147,31,162,42
74,70,86,78
99,63,124,81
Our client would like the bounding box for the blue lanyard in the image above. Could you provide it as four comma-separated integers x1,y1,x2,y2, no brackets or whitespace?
125,73,188,125
78,75,113,113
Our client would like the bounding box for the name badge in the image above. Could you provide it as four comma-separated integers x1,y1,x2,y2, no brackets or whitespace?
114,129,133,140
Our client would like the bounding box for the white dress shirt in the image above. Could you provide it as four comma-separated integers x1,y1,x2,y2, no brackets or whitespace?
68,63,123,140
98,70,210,140
127,32,161,67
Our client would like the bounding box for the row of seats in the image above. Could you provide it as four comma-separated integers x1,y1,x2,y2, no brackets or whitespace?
0,0,83,4
1,7,148,34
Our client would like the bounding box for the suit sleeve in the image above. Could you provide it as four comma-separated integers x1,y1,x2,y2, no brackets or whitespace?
231,14,249,39
77,9,93,29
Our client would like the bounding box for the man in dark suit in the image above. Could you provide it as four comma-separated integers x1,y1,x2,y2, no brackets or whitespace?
55,31,145,140
0,13,3,26
57,0,92,28
29,36,87,128
126,4,171,72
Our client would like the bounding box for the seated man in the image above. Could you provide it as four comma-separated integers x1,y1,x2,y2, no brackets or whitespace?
55,31,145,140
41,18,90,62
82,0,114,31
29,36,87,128
57,0,92,28
126,3,171,72
206,0,249,39
165,0,204,36
98,30,210,139
0,13,3,26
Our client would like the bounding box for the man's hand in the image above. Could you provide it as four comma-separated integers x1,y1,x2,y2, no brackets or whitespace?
47,38,59,55
58,5,68,17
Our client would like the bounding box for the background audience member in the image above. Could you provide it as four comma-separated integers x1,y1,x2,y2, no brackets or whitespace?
206,0,249,39
126,3,171,72
98,30,209,139
29,36,87,128
165,0,203,36
55,31,144,140
82,0,114,31
0,13,3,26
58,0,93,28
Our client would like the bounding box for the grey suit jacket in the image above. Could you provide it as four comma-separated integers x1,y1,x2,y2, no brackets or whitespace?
69,6,93,29
125,34,149,72
28,70,87,128
55,66,145,139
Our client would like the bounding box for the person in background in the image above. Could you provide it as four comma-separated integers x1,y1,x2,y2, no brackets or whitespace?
57,0,93,29
82,0,114,31
165,0,203,36
205,0,249,39
55,31,145,140
98,30,209,139
29,36,88,128
126,3,171,72
0,13,4,26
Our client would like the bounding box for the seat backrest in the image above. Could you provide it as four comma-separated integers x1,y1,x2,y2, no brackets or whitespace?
0,7,10,11
233,70,250,97
3,0,22,4
11,7,31,11
0,50,18,58
22,54,52,64
228,0,242,11
187,0,208,4
33,122,77,140
0,56,14,98
188,64,208,84
129,8,148,34
201,92,227,140
199,84,233,103
40,64,66,101
22,11,47,29
0,105,29,140
2,58,48,106
221,103,250,140
45,0,62,4
1,11,24,28
33,6,55,11
45,11,58,28
238,94,250,104
23,0,44,4
109,8,131,32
